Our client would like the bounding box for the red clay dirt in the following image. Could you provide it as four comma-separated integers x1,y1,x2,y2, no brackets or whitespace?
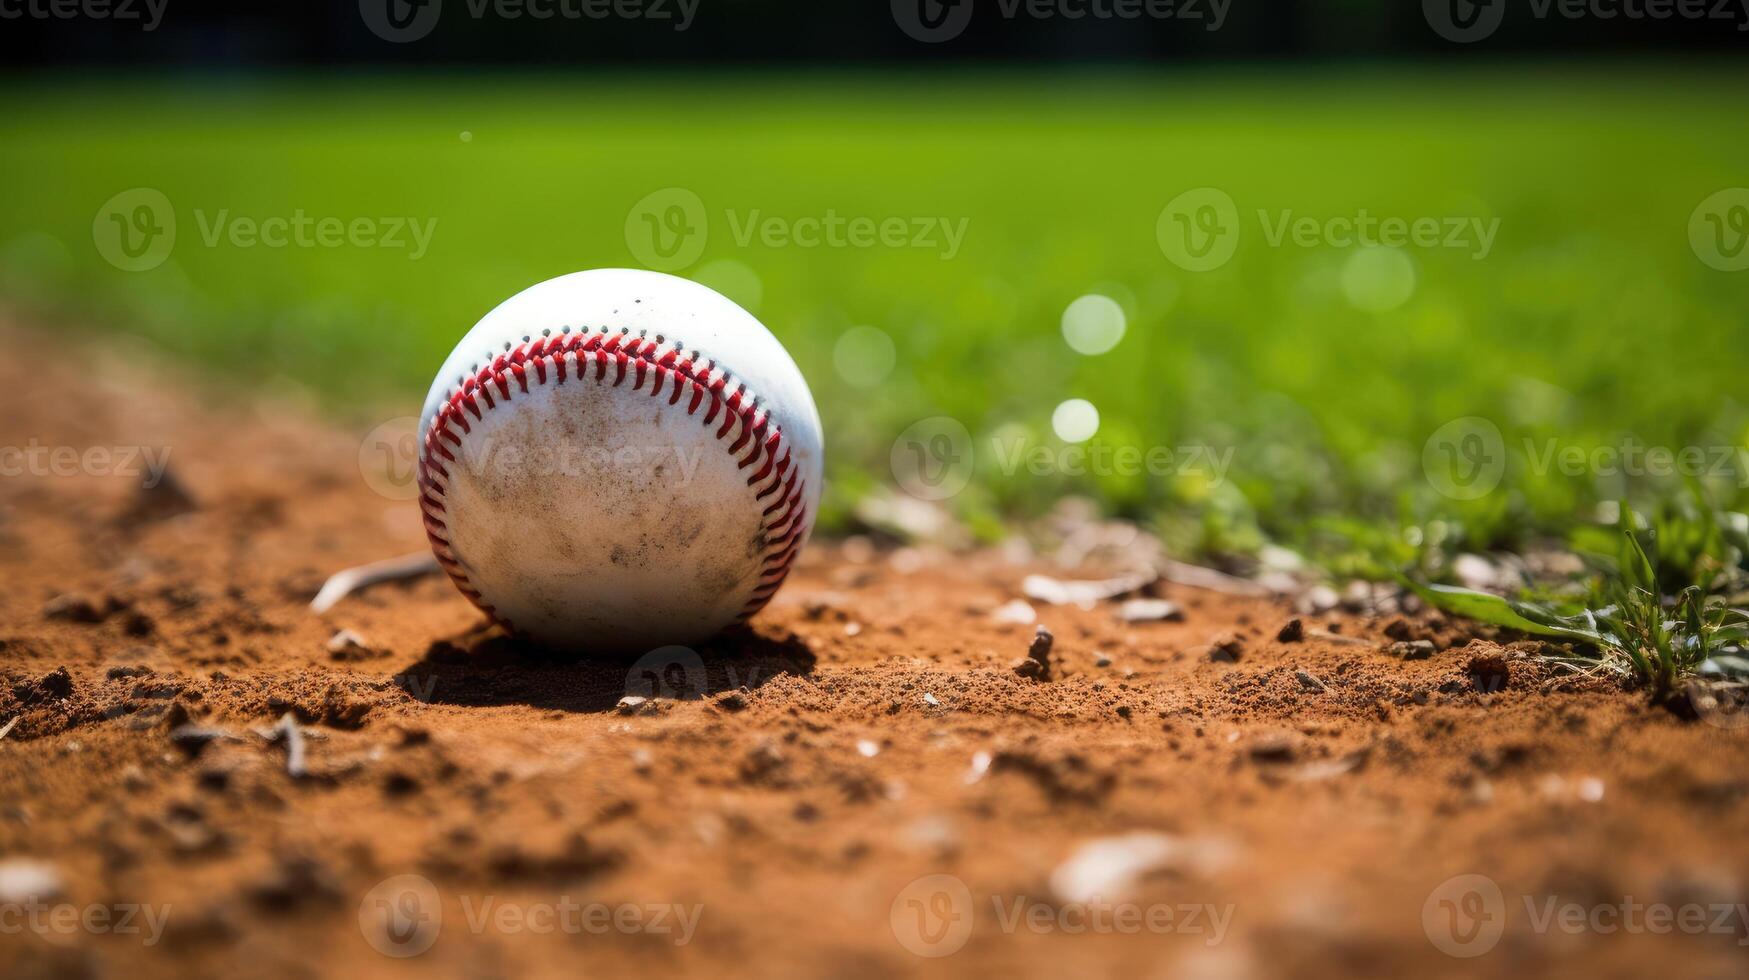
1,321,1746,979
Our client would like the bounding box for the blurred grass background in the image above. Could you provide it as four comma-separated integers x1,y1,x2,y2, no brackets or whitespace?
2,67,1746,568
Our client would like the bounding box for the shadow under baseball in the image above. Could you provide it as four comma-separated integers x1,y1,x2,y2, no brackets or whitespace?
393,623,816,714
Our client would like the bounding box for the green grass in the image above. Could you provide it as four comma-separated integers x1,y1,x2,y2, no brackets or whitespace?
3,66,1749,689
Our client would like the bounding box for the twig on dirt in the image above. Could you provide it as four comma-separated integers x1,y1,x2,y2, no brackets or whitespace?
0,716,17,741
258,712,308,779
309,552,440,614
1155,559,1275,598
1023,572,1155,608
1307,630,1376,648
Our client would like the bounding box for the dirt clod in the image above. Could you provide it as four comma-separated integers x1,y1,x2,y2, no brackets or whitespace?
1016,624,1055,681
1467,650,1512,692
1390,640,1436,661
1208,632,1244,662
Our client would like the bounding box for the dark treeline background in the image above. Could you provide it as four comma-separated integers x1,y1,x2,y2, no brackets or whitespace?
2,0,1746,67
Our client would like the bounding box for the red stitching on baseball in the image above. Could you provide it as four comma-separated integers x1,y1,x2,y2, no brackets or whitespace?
417,329,810,634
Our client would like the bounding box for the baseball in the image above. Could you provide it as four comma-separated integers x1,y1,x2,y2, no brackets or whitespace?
416,269,823,650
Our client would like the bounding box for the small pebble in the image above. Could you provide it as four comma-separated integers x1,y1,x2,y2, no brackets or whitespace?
0,859,63,903
1118,598,1183,623
1294,670,1326,693
43,593,103,623
990,599,1037,625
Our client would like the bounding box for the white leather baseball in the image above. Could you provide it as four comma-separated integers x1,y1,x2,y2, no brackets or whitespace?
417,269,823,650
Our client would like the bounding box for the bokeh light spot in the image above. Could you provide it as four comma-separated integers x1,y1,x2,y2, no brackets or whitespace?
1341,247,1417,312
834,325,897,388
1052,398,1099,443
1061,294,1126,355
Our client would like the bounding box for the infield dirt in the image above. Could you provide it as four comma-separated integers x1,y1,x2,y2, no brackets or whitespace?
1,321,1745,979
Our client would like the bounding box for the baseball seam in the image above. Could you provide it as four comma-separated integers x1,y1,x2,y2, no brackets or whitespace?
416,325,809,636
